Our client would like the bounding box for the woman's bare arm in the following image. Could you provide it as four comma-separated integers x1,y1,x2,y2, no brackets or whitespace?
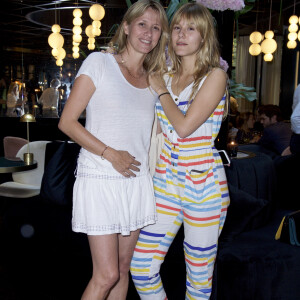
150,69,227,138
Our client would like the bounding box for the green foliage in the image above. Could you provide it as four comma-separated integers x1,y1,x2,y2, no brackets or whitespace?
79,49,87,58
229,69,257,101
125,0,132,8
229,80,257,102
166,0,189,23
104,23,119,45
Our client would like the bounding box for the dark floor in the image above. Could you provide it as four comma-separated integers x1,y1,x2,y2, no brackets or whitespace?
0,198,187,300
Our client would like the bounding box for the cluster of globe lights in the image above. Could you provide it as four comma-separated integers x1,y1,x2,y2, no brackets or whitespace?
287,15,300,49
48,24,65,66
48,4,105,66
249,30,277,62
72,8,83,59
86,4,105,50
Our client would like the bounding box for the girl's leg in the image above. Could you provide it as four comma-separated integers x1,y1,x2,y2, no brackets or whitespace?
183,203,223,300
107,229,141,300
81,234,119,300
131,202,183,300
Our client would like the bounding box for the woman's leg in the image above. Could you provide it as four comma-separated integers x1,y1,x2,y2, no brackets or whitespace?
182,167,229,300
81,234,120,300
183,203,220,300
130,197,183,300
106,229,141,300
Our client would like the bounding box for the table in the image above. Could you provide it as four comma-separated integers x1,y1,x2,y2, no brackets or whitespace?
232,150,256,160
0,157,37,173
225,150,275,202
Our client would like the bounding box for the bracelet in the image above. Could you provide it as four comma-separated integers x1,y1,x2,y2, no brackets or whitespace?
101,145,109,160
158,92,170,99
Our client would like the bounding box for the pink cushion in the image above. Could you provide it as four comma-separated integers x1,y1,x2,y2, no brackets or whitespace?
3,136,28,159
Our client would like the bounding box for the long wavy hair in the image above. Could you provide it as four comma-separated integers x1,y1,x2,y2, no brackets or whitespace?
110,0,168,75
168,2,228,118
8,82,19,96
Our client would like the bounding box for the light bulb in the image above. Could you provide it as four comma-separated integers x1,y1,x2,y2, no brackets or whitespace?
264,30,274,39
48,32,64,49
288,24,299,33
85,25,94,38
73,17,82,26
249,43,262,56
73,8,82,18
250,31,263,44
289,15,299,24
89,4,105,21
72,46,80,53
88,43,95,50
73,25,82,35
288,32,298,41
264,53,273,62
73,34,82,43
287,40,297,49
88,37,95,44
52,24,61,33
52,48,59,57
56,59,63,66
261,38,277,54
56,48,66,60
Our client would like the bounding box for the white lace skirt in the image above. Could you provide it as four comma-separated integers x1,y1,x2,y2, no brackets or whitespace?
72,171,157,236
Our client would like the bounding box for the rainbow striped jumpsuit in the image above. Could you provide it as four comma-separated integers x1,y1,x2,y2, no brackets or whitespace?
130,75,230,300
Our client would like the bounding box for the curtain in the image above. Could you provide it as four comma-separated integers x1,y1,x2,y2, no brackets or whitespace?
235,36,283,111
260,36,283,105
235,36,256,113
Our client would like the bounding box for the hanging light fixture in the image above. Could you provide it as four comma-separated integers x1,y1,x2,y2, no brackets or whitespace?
86,3,105,50
249,2,263,57
92,20,101,36
287,0,299,49
72,4,82,59
48,4,65,67
261,0,277,62
85,24,95,50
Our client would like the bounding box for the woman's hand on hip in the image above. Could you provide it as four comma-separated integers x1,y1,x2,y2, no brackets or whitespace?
104,148,141,178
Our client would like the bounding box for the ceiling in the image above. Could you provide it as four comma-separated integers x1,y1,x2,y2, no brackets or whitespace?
0,0,128,64
237,0,299,36
0,0,298,67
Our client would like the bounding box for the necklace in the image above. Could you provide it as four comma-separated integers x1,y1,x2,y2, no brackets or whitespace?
120,53,144,80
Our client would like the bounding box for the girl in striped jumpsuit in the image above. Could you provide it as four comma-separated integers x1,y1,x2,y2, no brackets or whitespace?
130,3,230,299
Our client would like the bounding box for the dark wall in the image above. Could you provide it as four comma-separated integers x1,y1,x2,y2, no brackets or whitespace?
213,10,235,75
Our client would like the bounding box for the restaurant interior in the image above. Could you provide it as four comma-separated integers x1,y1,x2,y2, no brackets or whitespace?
0,0,300,299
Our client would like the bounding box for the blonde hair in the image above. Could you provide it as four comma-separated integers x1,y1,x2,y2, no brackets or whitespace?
8,82,19,95
110,0,168,75
168,2,228,118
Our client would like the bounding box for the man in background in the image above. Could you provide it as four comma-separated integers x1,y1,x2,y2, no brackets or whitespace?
38,78,60,118
258,104,292,155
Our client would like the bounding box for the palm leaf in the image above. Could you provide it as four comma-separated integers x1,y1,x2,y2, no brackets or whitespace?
125,0,132,8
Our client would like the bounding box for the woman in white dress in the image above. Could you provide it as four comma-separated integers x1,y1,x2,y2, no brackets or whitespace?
58,1,168,299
